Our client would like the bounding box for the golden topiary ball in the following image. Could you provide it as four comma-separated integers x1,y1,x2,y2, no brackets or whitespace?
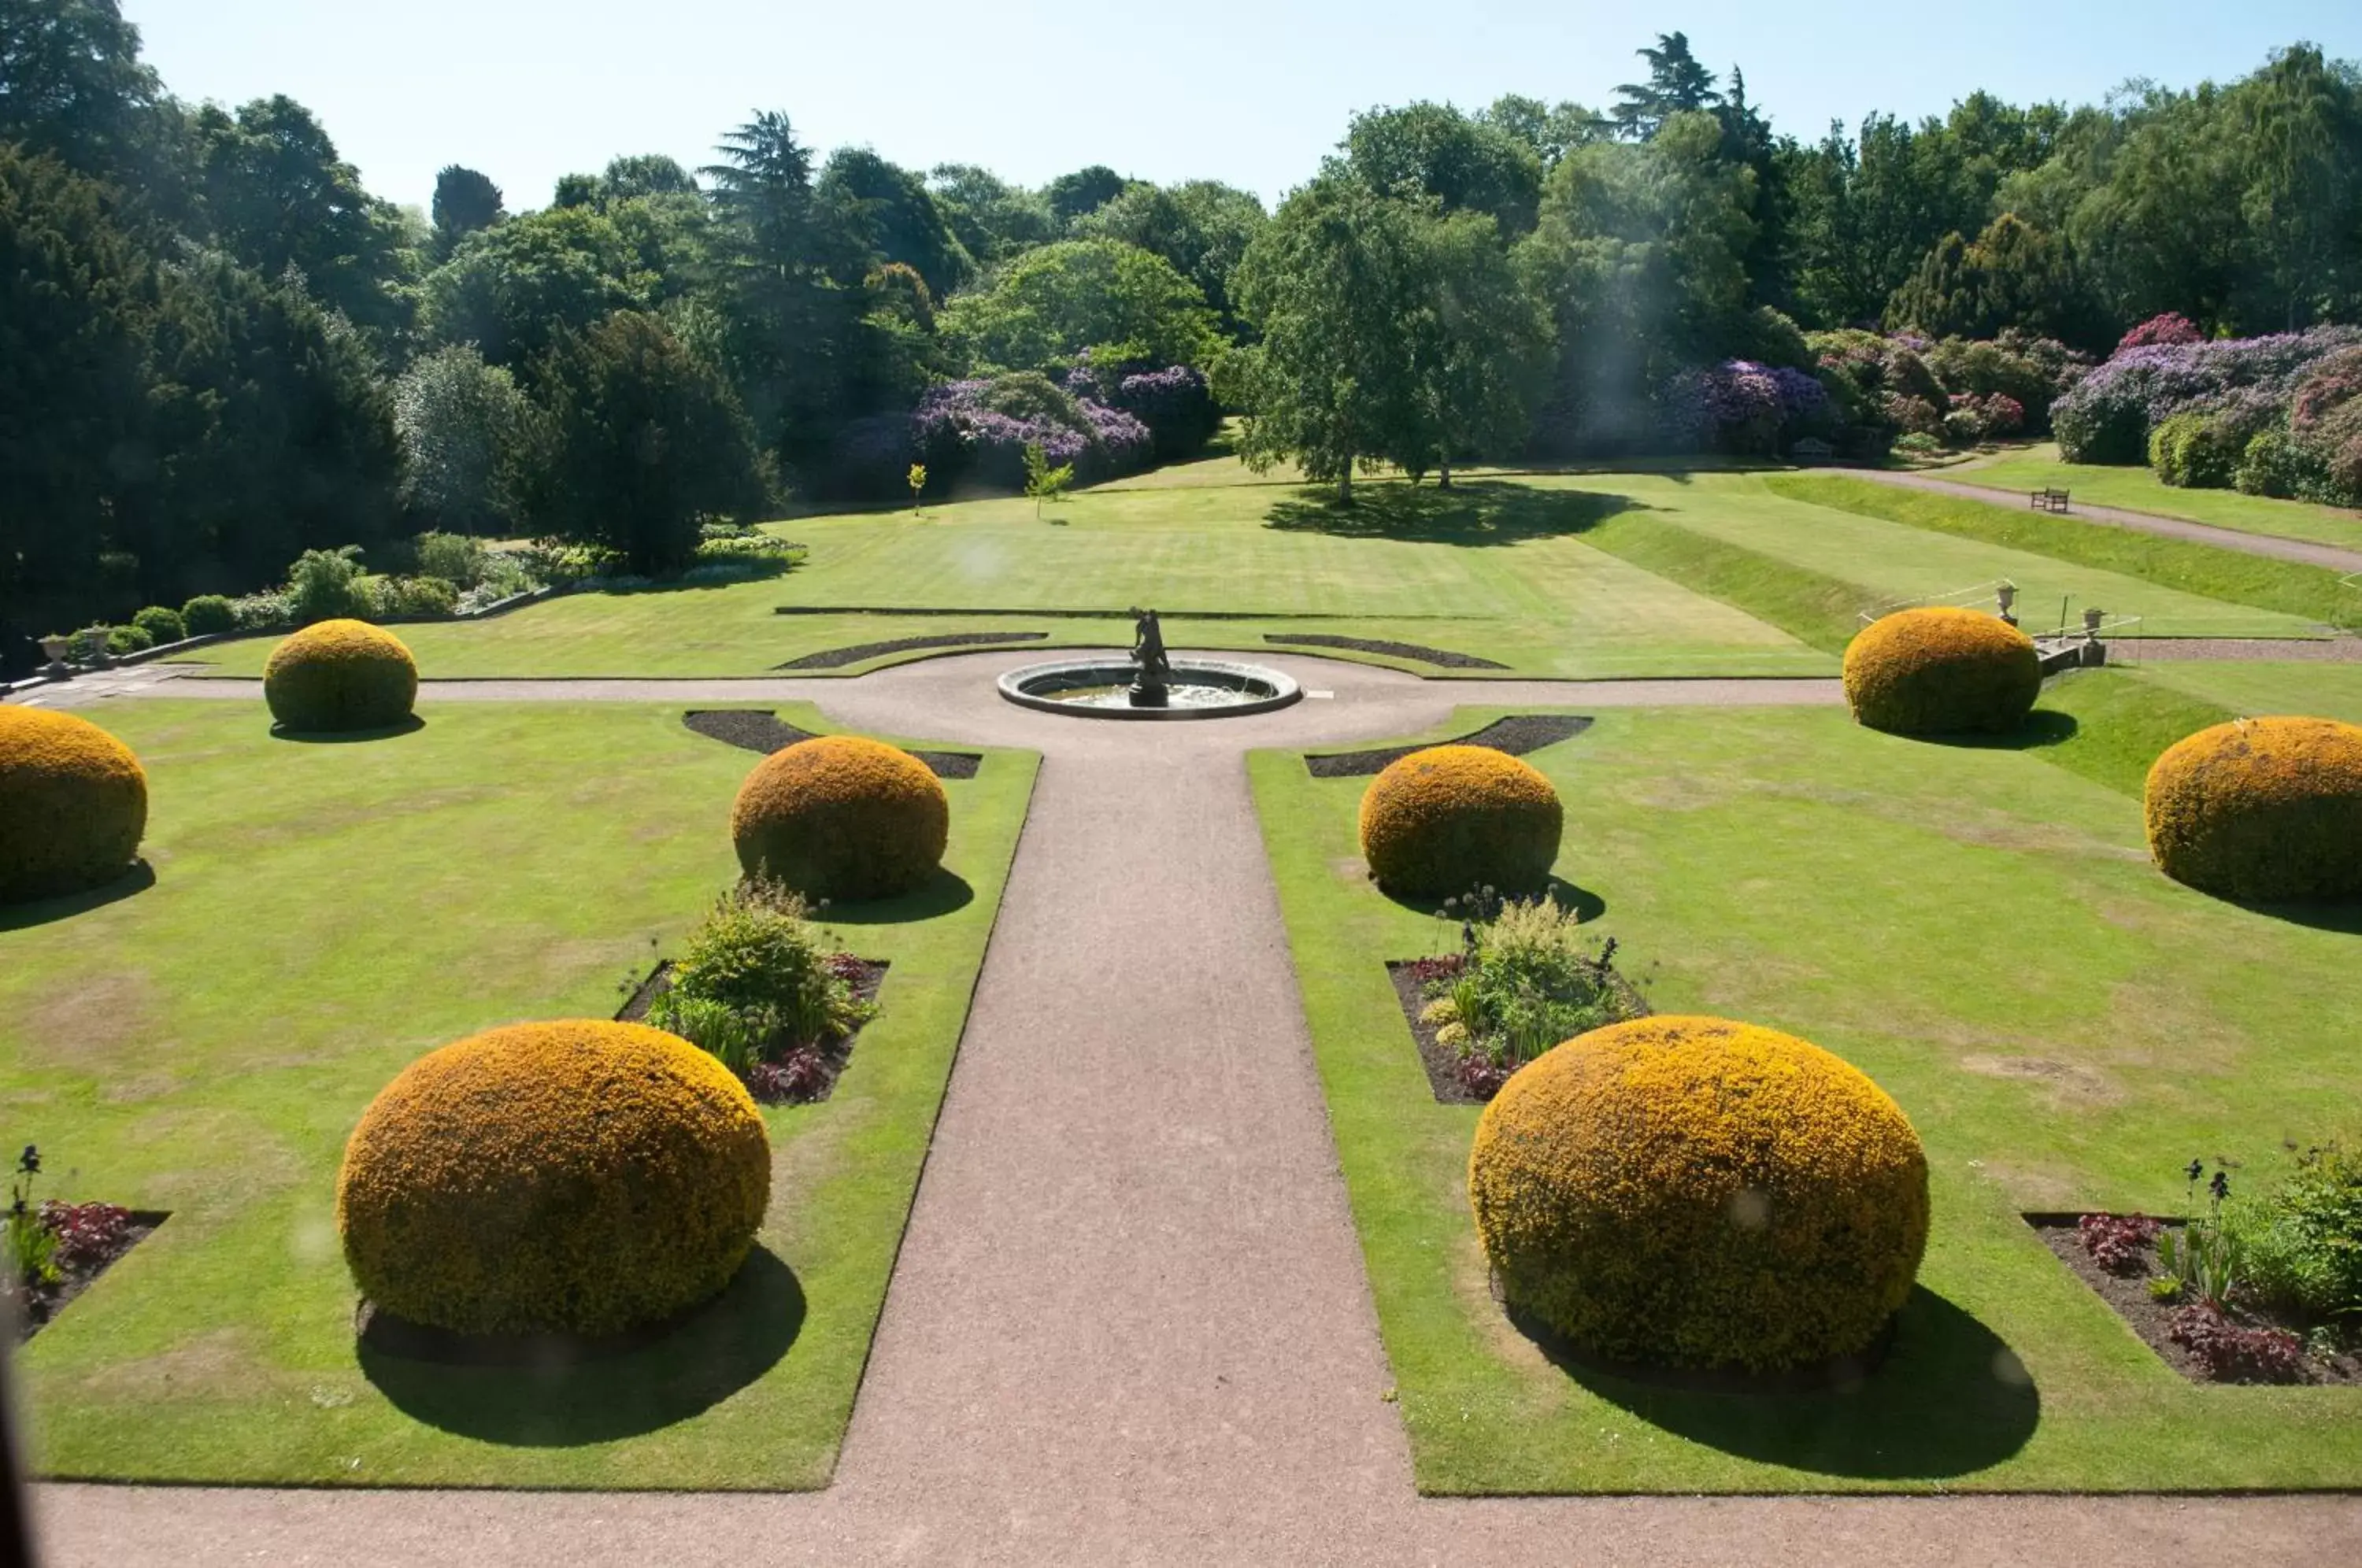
1843,607,2040,737
1357,745,1562,900
731,734,949,900
337,1020,771,1337
263,619,419,733
0,706,149,905
1468,1015,1930,1373
2145,716,2362,903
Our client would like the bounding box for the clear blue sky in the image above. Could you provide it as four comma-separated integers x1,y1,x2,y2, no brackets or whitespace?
125,1,2362,215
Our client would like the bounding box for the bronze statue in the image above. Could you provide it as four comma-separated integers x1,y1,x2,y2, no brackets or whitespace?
1127,607,1172,705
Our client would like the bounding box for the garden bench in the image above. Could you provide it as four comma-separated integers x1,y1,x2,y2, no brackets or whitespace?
2029,487,2071,513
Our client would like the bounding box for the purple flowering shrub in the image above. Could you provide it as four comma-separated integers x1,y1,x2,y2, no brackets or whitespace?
1660,361,1828,453
2116,312,2204,354
2052,327,2362,464
827,368,1168,500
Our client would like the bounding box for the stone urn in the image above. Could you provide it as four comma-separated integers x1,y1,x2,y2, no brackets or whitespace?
39,635,72,679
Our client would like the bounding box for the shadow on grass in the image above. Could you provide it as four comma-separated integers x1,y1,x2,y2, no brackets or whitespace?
1264,482,1646,544
819,865,975,925
0,860,155,931
1913,709,2082,753
357,1246,803,1447
1385,875,1607,924
270,715,428,744
1527,1286,2038,1480
2223,898,2362,936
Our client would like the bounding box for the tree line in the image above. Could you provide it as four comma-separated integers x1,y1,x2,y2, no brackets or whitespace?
5,2,2358,648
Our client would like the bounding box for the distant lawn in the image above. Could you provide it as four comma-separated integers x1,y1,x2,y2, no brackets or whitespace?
2025,670,2237,798
1253,704,2362,1494
173,478,1831,682
1767,474,2356,633
6,700,1035,1488
1960,446,2362,553
2133,660,2362,727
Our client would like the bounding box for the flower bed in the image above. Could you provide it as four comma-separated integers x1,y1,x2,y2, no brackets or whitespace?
5,1148,162,1342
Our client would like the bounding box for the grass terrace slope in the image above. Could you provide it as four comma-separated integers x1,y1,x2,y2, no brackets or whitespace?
1253,704,2362,1494
1960,446,2362,554
168,481,1832,682
3,700,1035,1488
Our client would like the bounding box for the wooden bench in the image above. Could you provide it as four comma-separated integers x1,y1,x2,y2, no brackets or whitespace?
2029,487,2071,514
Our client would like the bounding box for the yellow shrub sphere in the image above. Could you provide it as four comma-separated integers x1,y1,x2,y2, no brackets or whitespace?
731,734,948,900
0,706,148,904
2145,716,2362,903
263,619,418,732
1357,745,1563,899
1469,1015,1930,1372
336,1020,771,1337
1843,607,2040,736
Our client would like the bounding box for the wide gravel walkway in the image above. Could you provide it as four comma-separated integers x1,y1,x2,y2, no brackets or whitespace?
1824,466,2362,575
28,652,2362,1566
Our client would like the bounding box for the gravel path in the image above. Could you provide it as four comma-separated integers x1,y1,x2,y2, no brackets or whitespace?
27,649,2361,1566
2112,636,2362,662
1822,467,2362,575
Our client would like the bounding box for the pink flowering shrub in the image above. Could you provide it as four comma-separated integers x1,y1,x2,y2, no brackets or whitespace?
2116,313,2204,354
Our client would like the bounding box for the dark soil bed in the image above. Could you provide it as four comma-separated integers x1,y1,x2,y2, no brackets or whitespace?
11,1209,167,1343
682,709,980,780
616,955,888,1107
2029,1215,2362,1385
1307,714,1594,778
1263,632,1509,670
1388,954,1649,1105
776,631,1047,670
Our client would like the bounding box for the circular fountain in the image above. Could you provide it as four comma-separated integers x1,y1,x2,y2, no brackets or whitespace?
996,609,1302,720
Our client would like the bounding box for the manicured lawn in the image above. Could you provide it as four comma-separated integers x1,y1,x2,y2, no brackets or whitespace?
3,699,1035,1488
2133,660,2362,727
1960,446,2362,553
1252,704,2362,1493
1768,475,2358,633
170,478,1834,682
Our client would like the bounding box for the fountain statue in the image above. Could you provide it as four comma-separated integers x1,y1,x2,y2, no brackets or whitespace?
1127,607,1172,708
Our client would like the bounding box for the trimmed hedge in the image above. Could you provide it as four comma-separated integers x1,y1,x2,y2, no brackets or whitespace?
1358,745,1563,900
336,1020,771,1337
731,734,948,900
2145,716,2362,903
263,619,419,732
1468,1015,1930,1372
0,707,148,904
1843,606,2040,736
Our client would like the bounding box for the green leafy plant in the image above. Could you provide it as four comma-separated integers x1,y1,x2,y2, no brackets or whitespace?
657,881,876,1099
2226,1137,2362,1322
1022,442,1075,519
1418,894,1641,1098
648,992,762,1075
907,463,927,513
5,1145,60,1296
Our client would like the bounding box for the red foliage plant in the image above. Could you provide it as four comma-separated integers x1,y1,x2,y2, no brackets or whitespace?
2078,1211,2161,1274
2167,1301,2308,1384
39,1200,131,1273
2116,313,2204,355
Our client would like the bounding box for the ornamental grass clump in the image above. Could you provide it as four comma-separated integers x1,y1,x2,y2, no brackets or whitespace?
0,707,147,904
262,618,419,733
1358,746,1563,900
336,1020,770,1338
1468,1015,1930,1372
2144,716,2362,903
731,734,948,900
1842,607,2040,738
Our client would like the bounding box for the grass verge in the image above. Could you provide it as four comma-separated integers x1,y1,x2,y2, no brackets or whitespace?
1768,475,2358,631
1959,449,2362,553
5,699,1035,1488
1253,704,2362,1492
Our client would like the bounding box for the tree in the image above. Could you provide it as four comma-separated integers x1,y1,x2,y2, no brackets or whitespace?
1072,179,1268,329
1516,113,1756,450
0,0,162,182
599,153,698,202
1344,102,1544,235
1478,94,1610,170
817,146,970,301
1611,31,1721,140
927,163,1056,266
1886,213,2090,342
1045,165,1130,227
528,311,767,574
393,344,533,536
937,238,1218,373
431,165,503,257
417,205,650,369
1410,209,1549,484
2231,44,2362,329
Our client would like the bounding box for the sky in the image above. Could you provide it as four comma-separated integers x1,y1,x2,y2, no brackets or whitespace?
124,1,2362,216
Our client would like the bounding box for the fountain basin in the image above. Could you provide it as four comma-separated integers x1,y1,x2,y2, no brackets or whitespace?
997,657,1302,720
